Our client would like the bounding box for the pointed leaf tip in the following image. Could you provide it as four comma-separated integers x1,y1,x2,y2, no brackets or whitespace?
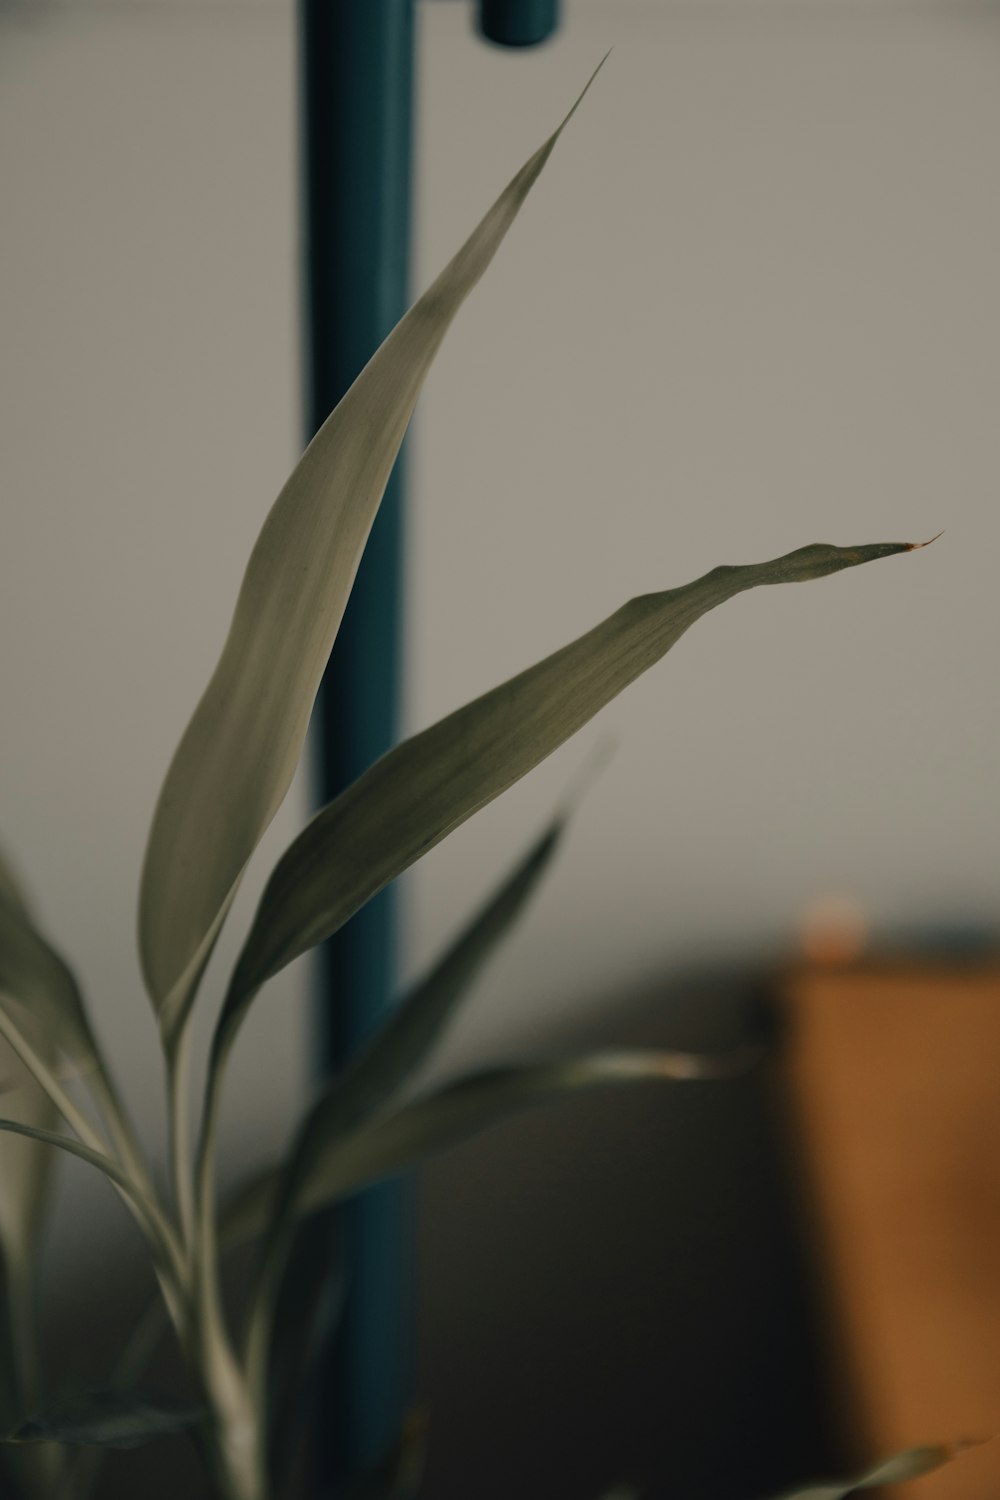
558,51,612,135
773,1437,988,1500
907,530,944,550
223,538,918,1017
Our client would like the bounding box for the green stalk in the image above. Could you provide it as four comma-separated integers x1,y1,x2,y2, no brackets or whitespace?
0,1006,105,1155
190,1024,268,1500
166,1020,197,1254
84,1061,154,1205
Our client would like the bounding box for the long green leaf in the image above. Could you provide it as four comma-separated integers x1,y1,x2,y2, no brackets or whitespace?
0,1040,58,1297
224,1046,750,1248
596,1445,973,1500
244,815,566,1391
0,848,31,925
224,538,926,1044
774,1442,979,1499
0,853,69,1458
138,63,607,1049
0,844,150,1204
0,1118,156,1236
0,1017,58,1455
281,812,564,1189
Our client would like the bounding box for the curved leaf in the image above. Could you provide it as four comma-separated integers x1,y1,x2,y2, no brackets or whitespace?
0,1035,58,1292
774,1441,981,1500
0,1011,58,1446
244,815,567,1389
0,844,149,1201
0,1117,149,1223
0,859,94,1065
0,854,66,1429
0,848,68,1493
0,848,31,924
4,1387,204,1450
138,63,607,1048
224,1046,750,1248
283,812,564,1178
225,538,925,1041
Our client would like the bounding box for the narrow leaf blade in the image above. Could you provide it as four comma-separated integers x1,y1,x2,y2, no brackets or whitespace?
224,1046,748,1246
0,1027,58,1285
244,815,567,1379
0,856,94,1063
0,1011,59,1449
293,812,564,1153
138,69,603,1045
0,1112,161,1239
774,1441,981,1500
228,540,921,1024
0,848,31,924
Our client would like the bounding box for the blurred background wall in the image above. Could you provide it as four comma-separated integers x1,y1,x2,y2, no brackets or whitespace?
405,0,1000,1072
1,0,999,1495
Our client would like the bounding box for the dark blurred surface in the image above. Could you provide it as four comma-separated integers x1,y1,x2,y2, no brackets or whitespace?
416,972,837,1500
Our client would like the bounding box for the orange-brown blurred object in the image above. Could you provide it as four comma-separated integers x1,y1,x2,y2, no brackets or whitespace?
778,953,1000,1500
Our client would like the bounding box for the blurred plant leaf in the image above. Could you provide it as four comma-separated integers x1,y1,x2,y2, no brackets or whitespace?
3,1388,204,1450
224,1046,751,1248
0,1115,161,1246
0,860,67,1496
223,538,924,1053
0,854,95,1065
304,811,564,1137
0,1030,58,1308
256,811,566,1299
137,63,607,1051
0,1015,58,1452
0,848,31,923
774,1441,982,1499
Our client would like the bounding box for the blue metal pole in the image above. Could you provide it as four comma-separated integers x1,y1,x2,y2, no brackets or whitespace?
301,0,414,1488
479,0,560,47
301,0,562,1490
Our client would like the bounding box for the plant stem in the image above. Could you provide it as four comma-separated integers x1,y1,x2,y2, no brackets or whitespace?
187,1023,270,1499
85,1061,153,1198
166,1020,197,1253
0,1005,105,1154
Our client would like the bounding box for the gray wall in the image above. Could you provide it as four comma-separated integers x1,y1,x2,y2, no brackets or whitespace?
407,0,1000,1079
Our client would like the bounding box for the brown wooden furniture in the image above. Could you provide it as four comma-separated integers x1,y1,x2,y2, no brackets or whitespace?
778,956,1000,1500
